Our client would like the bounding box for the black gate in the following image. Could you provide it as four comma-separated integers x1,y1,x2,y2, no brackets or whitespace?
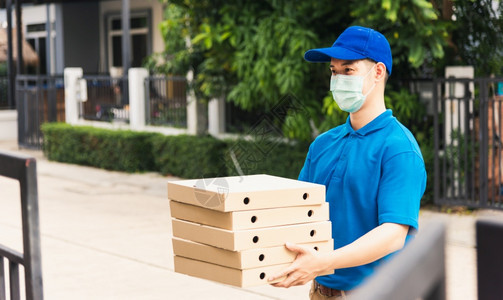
16,75,65,149
433,77,503,209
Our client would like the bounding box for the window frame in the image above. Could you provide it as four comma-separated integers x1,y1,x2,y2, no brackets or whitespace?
104,9,152,71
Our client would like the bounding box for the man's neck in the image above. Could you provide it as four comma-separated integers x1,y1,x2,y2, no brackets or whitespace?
349,99,386,131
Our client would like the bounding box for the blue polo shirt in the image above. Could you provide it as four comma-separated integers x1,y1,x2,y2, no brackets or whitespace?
298,109,426,291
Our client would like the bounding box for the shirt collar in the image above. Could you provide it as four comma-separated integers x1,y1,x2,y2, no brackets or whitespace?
343,109,394,136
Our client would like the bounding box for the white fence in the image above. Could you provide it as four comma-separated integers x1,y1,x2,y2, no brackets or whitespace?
64,67,225,137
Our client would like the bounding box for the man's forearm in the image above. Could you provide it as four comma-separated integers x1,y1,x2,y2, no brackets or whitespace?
321,223,409,272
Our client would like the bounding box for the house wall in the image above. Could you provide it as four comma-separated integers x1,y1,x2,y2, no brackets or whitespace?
1,0,164,75
61,2,100,74
16,4,49,25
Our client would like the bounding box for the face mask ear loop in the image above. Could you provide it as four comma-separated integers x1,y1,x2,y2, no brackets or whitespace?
363,64,377,97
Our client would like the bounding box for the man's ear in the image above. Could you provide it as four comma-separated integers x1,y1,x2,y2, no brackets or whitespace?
375,62,387,81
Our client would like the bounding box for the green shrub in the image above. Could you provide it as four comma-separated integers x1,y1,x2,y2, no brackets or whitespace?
41,123,158,172
41,123,310,179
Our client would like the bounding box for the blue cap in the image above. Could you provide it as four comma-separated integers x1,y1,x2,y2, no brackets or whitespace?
304,26,392,75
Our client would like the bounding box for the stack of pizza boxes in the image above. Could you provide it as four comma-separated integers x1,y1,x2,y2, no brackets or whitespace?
168,174,333,287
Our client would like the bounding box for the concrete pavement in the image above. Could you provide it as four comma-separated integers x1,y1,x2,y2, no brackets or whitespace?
0,140,502,299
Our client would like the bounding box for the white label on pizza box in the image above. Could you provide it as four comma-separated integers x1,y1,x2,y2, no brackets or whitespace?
170,200,329,230
171,218,332,251
172,237,334,269
174,256,334,288
167,174,325,212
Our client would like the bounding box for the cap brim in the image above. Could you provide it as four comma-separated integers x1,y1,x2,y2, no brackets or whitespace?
304,47,366,63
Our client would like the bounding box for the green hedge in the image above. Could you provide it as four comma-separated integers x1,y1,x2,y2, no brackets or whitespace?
41,123,308,179
41,123,157,172
41,122,433,205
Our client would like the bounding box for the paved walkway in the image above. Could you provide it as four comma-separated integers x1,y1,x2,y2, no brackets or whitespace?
0,140,502,299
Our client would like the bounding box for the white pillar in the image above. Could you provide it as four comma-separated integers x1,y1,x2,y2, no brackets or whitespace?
0,110,18,141
64,67,83,124
186,70,199,134
208,96,226,136
444,66,474,198
444,66,474,145
128,68,149,130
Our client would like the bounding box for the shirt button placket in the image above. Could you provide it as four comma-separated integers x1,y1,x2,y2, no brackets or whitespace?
333,135,351,178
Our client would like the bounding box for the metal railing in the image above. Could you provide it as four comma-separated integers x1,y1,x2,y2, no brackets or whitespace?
145,76,187,128
0,151,43,300
433,77,503,209
16,75,65,149
81,75,129,123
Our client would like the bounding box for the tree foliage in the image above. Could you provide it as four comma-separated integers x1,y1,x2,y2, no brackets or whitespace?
147,0,501,141
150,0,352,140
351,0,449,80
432,0,503,76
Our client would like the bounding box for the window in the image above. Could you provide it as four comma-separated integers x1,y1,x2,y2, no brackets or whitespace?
25,23,47,75
107,13,150,71
27,23,46,33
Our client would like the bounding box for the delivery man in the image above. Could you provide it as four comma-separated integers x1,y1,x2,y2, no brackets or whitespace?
268,26,427,300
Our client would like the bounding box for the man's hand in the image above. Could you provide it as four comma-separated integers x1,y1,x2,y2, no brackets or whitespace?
268,242,328,288
268,223,409,288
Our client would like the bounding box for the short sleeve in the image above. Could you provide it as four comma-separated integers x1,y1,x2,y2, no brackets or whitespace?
377,152,426,230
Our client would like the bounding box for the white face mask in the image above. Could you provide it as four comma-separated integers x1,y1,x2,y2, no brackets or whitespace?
330,65,376,113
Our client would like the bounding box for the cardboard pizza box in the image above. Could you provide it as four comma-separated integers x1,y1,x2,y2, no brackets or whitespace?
174,255,288,287
169,200,329,230
167,174,325,212
171,218,332,251
173,256,334,288
172,237,334,269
